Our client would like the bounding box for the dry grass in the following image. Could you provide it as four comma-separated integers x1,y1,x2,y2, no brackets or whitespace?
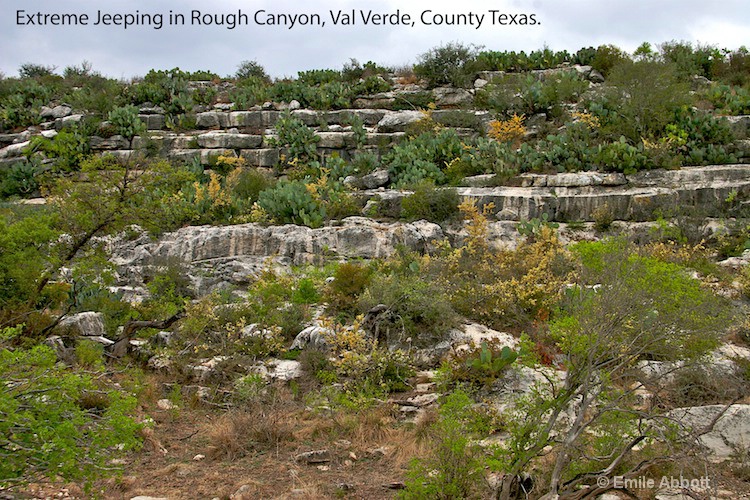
393,64,418,85
207,404,298,461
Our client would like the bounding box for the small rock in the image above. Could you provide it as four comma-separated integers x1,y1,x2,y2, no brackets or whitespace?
360,169,390,189
367,446,389,458
343,175,361,189
193,454,205,461
376,110,423,133
56,311,106,337
40,105,72,119
383,482,406,490
230,485,254,500
153,331,173,346
147,354,172,371
348,451,357,460
407,393,439,407
289,100,301,110
588,69,605,83
267,359,303,381
295,449,331,464
156,399,176,411
290,325,331,351
335,439,352,449
316,465,330,471
416,382,436,393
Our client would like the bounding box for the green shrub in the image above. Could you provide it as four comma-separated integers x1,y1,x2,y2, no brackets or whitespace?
414,42,480,88
257,180,325,227
591,61,691,142
358,270,458,346
476,48,572,72
401,390,489,499
230,77,269,110
291,277,320,304
591,44,630,77
267,111,320,167
0,79,54,130
401,182,459,223
227,167,274,204
443,340,518,388
235,60,270,82
667,107,737,165
568,239,729,361
343,113,367,149
574,46,597,66
387,91,435,111
108,105,146,142
659,40,724,80
64,78,122,116
705,84,750,115
0,345,142,487
341,59,390,82
444,137,516,183
74,339,105,369
593,137,650,173
326,262,372,314
386,128,464,186
0,161,41,199
297,69,342,86
24,126,91,172
476,71,587,117
351,75,392,96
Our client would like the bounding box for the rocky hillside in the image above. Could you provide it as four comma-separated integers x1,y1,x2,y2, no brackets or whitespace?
3,42,750,499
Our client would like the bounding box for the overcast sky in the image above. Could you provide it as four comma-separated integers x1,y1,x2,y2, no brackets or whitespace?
2,0,749,79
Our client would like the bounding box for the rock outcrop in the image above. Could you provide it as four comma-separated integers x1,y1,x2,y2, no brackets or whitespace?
114,217,444,268
669,404,750,459
366,164,750,222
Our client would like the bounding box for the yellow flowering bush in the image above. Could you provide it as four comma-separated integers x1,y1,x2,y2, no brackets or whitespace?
320,317,412,393
432,199,574,328
488,114,526,145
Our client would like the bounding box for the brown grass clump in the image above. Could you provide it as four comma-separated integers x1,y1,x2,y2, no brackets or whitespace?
207,405,297,461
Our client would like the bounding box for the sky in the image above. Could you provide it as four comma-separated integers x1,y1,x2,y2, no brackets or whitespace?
2,0,749,80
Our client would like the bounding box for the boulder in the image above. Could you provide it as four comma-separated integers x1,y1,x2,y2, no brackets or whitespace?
474,78,489,89
450,323,518,348
267,359,303,381
139,114,166,130
240,148,279,167
196,111,229,129
588,69,605,83
432,87,474,107
112,217,446,269
361,169,390,189
376,111,424,133
90,135,130,150
57,312,107,338
40,105,72,119
290,326,331,351
317,131,355,149
0,141,30,159
668,404,750,459
57,114,83,129
196,131,263,149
